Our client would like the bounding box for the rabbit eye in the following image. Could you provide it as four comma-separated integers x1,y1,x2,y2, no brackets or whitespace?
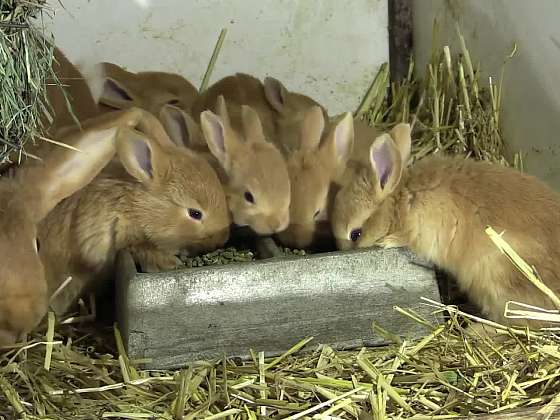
168,99,180,105
187,208,203,220
313,210,321,219
349,228,362,242
34,238,41,253
244,191,255,204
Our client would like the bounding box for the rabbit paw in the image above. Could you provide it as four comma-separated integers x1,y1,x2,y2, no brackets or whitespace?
130,246,183,273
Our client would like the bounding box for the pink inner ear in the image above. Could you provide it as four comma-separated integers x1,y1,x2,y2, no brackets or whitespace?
103,79,133,103
164,107,189,147
372,142,392,188
265,78,285,110
334,121,350,159
209,115,226,154
133,139,153,178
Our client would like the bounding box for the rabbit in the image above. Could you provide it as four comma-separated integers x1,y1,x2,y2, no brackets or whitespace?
45,46,100,134
184,92,291,236
262,75,330,153
274,113,394,250
192,73,356,244
330,123,560,328
0,107,146,345
190,73,276,138
39,112,231,316
91,61,200,117
274,107,355,249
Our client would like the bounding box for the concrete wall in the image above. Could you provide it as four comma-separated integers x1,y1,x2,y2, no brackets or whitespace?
44,0,389,115
412,0,560,190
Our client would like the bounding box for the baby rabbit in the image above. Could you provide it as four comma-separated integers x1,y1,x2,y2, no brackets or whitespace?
191,73,327,153
91,61,200,116
331,123,560,327
0,107,145,345
191,73,276,138
192,73,347,243
275,107,355,249
262,76,329,153
187,92,291,236
40,111,230,316
275,112,393,249
260,76,362,249
45,46,100,134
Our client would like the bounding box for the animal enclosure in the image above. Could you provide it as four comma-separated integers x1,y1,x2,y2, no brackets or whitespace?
2,1,560,419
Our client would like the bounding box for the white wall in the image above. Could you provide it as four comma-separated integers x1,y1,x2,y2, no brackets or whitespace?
44,0,389,115
412,0,560,190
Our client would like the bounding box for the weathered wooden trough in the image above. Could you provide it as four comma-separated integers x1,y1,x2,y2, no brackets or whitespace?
116,238,442,369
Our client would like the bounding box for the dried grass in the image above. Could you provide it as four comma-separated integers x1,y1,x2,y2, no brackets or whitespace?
357,22,523,170
3,290,560,419
0,0,57,165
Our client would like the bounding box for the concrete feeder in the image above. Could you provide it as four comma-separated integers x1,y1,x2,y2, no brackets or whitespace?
116,239,442,370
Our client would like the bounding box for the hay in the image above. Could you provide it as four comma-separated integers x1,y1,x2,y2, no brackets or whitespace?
358,23,523,170
0,0,56,165
199,28,227,93
3,297,560,419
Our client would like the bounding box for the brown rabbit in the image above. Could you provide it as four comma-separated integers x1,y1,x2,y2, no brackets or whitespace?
331,124,560,327
261,76,362,249
275,107,355,249
275,114,396,250
191,73,328,152
262,76,329,152
44,46,100,134
39,114,230,316
184,94,291,235
192,74,345,241
0,107,145,345
92,62,200,116
191,73,276,137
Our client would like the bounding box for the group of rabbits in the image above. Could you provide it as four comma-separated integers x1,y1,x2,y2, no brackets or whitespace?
1,43,560,347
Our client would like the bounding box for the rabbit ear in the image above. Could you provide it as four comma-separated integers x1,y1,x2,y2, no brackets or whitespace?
116,128,166,185
299,106,325,152
159,104,205,149
97,77,136,109
241,105,266,143
88,62,138,109
215,95,232,127
369,133,403,197
132,109,177,149
17,112,142,222
200,109,242,171
264,76,288,114
321,112,354,169
389,123,412,165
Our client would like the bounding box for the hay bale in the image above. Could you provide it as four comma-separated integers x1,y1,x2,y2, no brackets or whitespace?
0,0,56,165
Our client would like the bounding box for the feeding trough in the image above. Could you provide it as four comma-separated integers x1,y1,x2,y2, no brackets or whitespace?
116,239,442,369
